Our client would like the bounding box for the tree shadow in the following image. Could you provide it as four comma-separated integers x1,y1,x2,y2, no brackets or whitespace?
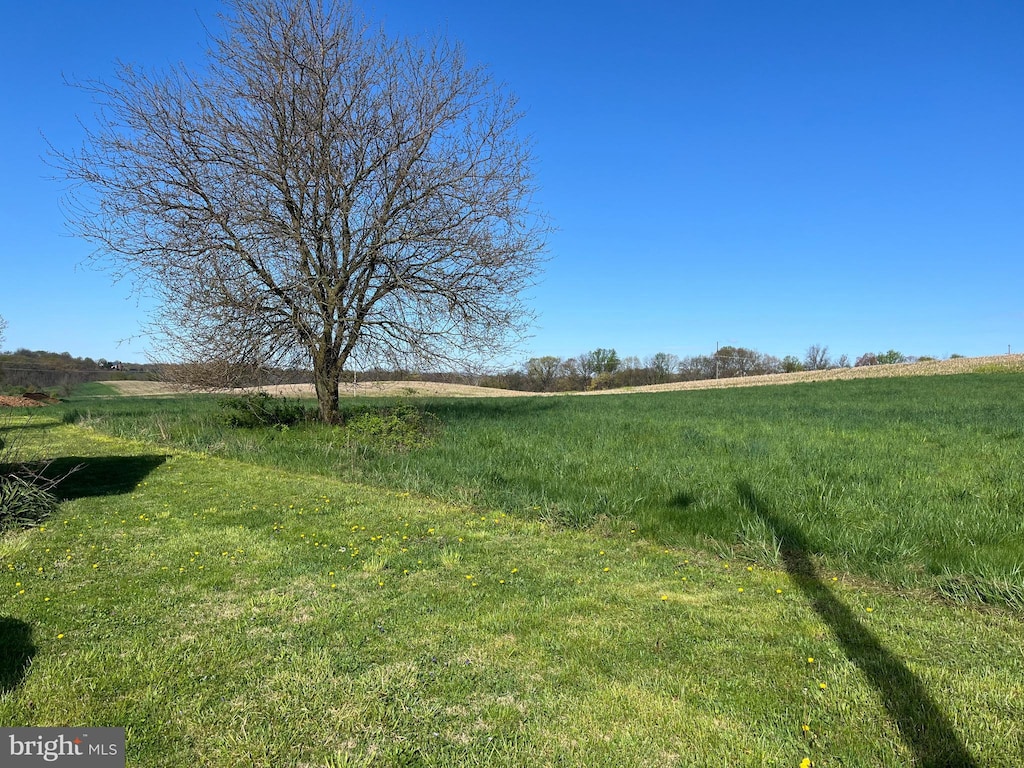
735,480,978,768
1,455,168,500
0,617,35,693
45,455,168,500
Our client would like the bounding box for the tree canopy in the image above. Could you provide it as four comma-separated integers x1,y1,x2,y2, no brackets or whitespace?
57,0,548,422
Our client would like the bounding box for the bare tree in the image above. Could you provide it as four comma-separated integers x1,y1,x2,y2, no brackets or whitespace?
55,0,548,422
804,344,832,371
0,314,7,349
523,355,561,392
646,352,679,383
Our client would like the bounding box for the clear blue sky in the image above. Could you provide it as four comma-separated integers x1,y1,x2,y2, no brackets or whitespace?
2,0,1021,366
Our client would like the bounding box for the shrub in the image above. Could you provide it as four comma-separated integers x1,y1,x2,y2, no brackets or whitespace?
219,392,314,428
876,349,907,365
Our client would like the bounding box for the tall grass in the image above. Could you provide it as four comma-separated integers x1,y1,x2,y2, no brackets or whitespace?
59,373,1024,608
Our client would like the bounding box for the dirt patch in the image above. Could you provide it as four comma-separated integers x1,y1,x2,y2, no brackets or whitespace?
0,395,50,408
98,354,1024,400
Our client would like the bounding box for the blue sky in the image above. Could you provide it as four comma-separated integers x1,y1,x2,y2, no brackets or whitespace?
2,0,1021,365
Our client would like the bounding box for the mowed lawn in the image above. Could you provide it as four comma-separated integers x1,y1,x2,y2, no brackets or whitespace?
1,404,1022,766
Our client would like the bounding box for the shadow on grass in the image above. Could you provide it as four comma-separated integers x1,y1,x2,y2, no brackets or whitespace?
736,480,978,768
0,617,35,693
45,455,169,500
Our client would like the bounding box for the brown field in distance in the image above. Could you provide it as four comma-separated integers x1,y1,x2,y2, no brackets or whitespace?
100,353,1024,399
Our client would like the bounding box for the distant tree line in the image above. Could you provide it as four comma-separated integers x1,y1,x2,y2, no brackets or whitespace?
476,345,951,393
0,349,158,394
0,343,962,397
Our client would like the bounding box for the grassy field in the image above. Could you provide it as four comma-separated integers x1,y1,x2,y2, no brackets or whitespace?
60,373,1024,610
1,413,1022,766
1,373,1022,765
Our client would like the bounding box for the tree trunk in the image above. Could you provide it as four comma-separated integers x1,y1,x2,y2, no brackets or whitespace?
313,354,342,424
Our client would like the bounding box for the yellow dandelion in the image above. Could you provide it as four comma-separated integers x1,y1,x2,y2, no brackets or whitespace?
807,657,814,664
661,595,668,601
819,682,827,690
737,587,744,593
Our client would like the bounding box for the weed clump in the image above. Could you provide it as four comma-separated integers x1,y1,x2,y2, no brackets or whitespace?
0,474,59,530
0,418,75,533
344,404,436,451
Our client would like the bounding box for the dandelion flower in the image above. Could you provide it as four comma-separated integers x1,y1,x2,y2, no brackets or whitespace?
819,682,827,690
807,657,814,664
661,595,668,601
